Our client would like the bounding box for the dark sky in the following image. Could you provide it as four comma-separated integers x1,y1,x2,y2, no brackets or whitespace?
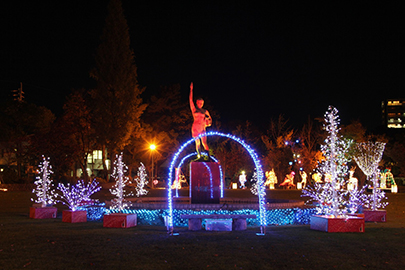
2,1,404,131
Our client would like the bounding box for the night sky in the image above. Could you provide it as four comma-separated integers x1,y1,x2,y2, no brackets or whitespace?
2,1,404,131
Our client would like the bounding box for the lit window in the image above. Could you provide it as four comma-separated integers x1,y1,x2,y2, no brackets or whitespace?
93,150,102,160
388,100,402,106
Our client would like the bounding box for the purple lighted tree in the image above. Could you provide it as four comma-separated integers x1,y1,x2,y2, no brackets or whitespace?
57,180,101,211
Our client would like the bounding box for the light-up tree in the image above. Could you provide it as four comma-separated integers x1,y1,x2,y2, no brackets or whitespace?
57,180,101,211
354,141,387,210
135,162,148,197
250,170,258,195
31,156,56,207
110,153,133,210
302,106,351,217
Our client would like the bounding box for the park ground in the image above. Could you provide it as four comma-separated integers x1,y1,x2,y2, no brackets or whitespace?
1,189,405,270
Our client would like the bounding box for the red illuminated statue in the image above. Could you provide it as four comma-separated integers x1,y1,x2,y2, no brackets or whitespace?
189,82,212,161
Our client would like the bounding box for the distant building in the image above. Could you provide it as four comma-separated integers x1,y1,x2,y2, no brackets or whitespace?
382,99,405,128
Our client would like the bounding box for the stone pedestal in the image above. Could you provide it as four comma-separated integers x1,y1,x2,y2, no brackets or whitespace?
363,209,386,222
103,213,137,228
190,162,221,204
29,206,57,219
310,215,364,233
62,210,87,223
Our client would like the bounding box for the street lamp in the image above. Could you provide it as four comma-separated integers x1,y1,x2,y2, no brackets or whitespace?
149,144,156,188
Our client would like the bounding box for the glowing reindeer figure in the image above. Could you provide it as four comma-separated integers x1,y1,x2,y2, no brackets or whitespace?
347,167,358,191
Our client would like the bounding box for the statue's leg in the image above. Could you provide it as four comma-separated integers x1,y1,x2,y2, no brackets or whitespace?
201,135,211,161
195,138,201,157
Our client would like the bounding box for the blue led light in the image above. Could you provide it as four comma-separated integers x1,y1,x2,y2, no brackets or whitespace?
167,131,267,232
96,207,315,227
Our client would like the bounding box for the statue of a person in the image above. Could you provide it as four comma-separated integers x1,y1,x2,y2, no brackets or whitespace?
189,82,212,161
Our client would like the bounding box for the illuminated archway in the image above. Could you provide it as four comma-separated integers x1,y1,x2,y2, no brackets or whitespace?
167,131,266,234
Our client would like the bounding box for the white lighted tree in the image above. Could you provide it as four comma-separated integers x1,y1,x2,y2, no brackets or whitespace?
250,170,258,195
135,162,148,197
110,153,133,210
302,106,351,216
57,180,101,211
353,141,387,210
31,156,56,207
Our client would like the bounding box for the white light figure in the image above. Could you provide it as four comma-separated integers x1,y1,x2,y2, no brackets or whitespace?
379,170,387,189
239,171,247,189
57,180,101,211
347,167,358,191
302,106,351,217
264,169,277,189
354,141,387,211
110,153,133,210
135,162,149,197
279,171,296,189
298,171,307,189
31,156,56,207
171,168,186,189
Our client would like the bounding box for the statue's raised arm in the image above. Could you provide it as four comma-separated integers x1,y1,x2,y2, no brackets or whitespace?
189,82,195,112
189,82,211,161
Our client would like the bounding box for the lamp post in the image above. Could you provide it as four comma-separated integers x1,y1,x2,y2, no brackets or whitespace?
149,144,156,188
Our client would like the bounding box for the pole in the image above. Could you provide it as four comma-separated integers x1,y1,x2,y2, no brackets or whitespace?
151,153,154,189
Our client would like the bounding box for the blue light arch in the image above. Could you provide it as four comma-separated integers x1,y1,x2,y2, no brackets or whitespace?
167,131,267,234
174,152,224,198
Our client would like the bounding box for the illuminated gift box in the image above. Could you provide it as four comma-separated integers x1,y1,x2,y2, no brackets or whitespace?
29,206,57,219
62,210,87,223
190,162,221,204
310,215,364,233
363,209,386,222
103,213,137,228
205,219,232,231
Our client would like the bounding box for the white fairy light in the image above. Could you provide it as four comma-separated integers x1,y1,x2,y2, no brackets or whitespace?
110,153,133,210
250,170,258,195
354,141,387,210
135,162,149,197
302,106,351,217
31,156,56,207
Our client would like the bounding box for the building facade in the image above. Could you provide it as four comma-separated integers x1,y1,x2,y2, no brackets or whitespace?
382,99,405,128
